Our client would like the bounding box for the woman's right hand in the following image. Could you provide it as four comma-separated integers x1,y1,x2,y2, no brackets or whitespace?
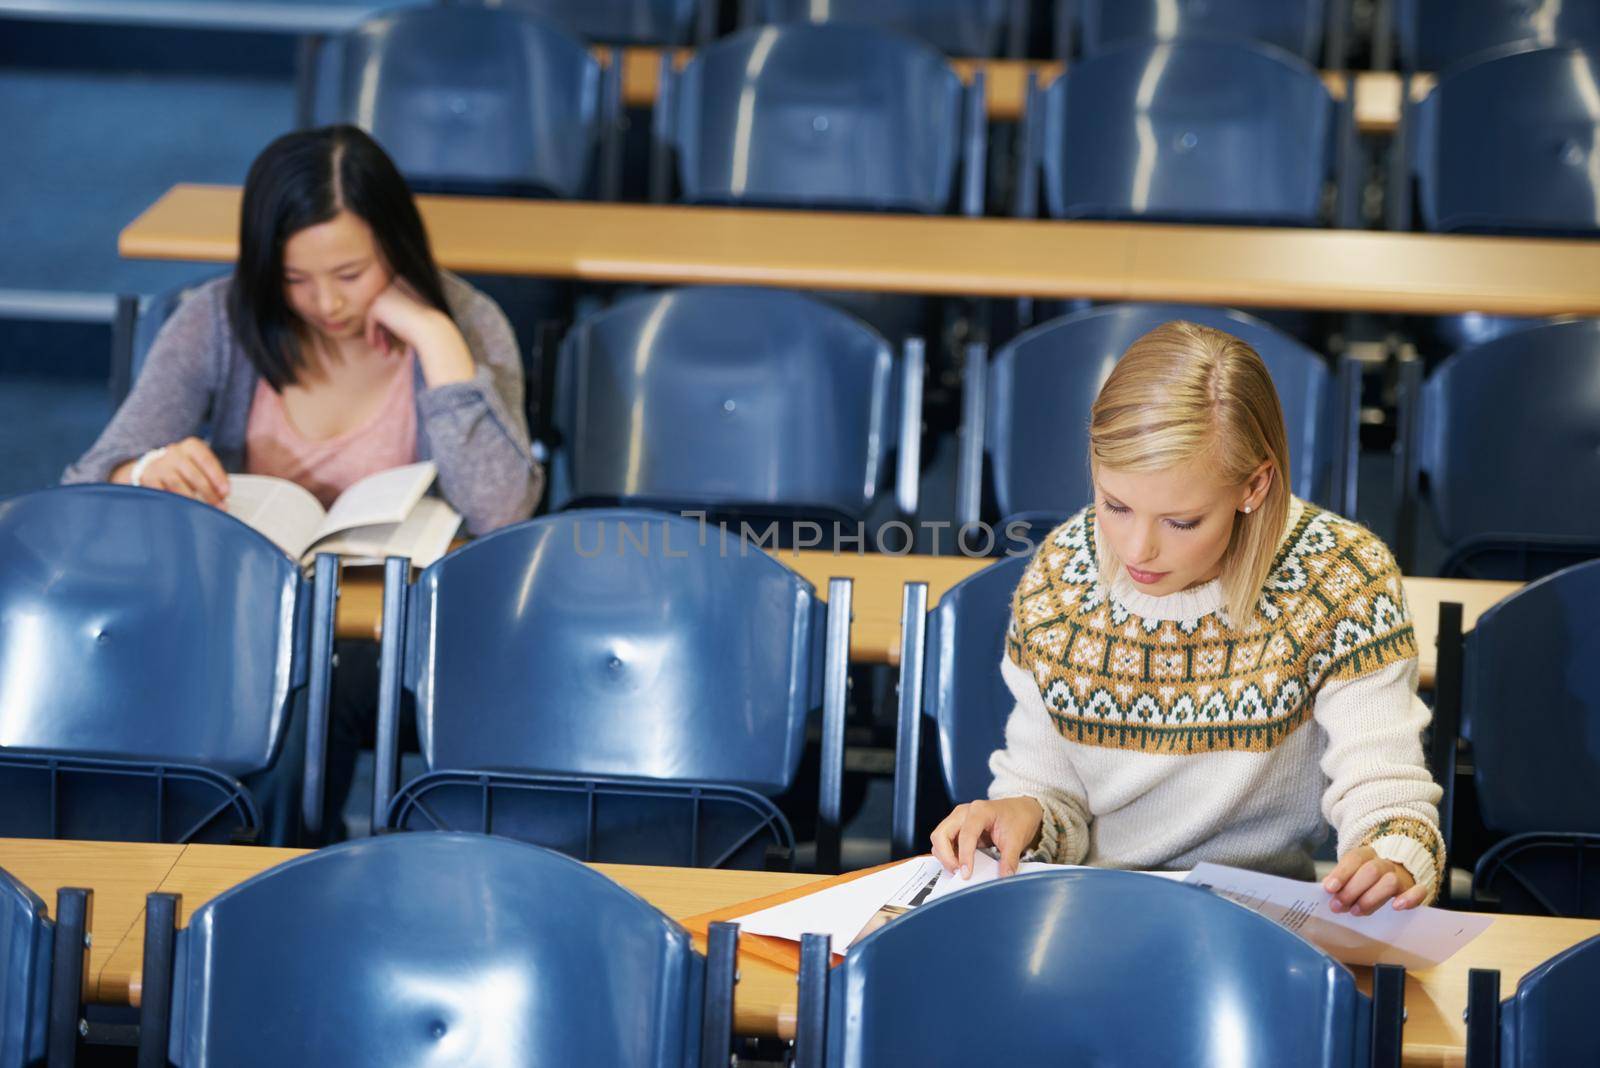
111,437,231,506
930,796,1045,879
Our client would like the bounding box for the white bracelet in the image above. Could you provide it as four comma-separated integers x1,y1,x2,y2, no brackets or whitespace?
129,446,169,487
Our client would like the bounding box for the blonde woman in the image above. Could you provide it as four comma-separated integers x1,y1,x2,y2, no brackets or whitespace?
931,321,1444,915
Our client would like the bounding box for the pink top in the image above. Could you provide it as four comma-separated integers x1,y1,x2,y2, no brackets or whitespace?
245,354,418,507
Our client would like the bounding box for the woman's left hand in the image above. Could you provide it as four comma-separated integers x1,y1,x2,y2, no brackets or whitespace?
1323,846,1428,915
364,280,475,386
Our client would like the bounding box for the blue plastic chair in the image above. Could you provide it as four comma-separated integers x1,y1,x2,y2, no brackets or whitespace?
742,0,1021,57
0,869,50,1068
374,510,854,871
1465,935,1600,1066
956,304,1360,534
1062,0,1332,65
1390,0,1600,73
1429,560,1600,917
143,834,724,1067
550,287,923,524
1395,45,1600,237
310,6,621,198
888,557,1027,858
481,0,709,45
1020,36,1357,227
1397,319,1600,579
654,23,986,216
793,869,1404,1067
0,486,337,845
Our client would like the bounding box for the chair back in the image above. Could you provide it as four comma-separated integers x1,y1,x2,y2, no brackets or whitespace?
401,510,824,793
166,834,705,1067
1498,935,1600,1066
1035,37,1336,225
312,6,607,197
1414,320,1600,578
1395,0,1600,73
825,870,1375,1066
1075,0,1326,63
661,24,971,213
984,303,1351,527
487,0,701,45
1462,560,1600,836
551,287,908,523
748,0,1011,56
0,486,328,843
1410,45,1600,236
0,869,50,1068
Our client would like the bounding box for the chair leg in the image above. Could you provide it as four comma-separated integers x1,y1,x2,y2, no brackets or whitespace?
47,888,92,1068
138,894,181,1068
699,922,740,1068
794,934,831,1068
1464,969,1501,1068
1369,963,1406,1068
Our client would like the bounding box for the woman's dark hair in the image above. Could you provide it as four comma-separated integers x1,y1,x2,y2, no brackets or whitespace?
229,125,450,389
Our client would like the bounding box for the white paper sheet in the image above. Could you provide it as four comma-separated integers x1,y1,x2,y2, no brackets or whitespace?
1184,862,1494,969
732,854,1188,952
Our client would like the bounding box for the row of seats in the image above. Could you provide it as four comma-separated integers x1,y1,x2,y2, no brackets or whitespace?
306,8,1600,241
2,491,1597,912
130,286,1600,581
4,834,1597,1067
459,0,1600,72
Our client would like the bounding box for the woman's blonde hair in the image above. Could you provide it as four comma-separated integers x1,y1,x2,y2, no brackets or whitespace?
1089,320,1291,629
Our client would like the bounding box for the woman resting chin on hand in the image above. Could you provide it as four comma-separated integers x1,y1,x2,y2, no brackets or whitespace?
931,320,1443,916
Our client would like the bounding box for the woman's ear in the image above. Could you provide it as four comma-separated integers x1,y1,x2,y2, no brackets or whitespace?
1241,460,1274,513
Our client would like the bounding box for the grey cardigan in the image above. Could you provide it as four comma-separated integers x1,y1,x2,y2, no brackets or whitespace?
63,273,543,535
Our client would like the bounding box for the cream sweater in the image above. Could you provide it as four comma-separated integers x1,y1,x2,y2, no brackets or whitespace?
990,499,1445,900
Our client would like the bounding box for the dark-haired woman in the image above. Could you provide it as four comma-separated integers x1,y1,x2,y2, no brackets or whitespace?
65,124,542,532
65,126,540,842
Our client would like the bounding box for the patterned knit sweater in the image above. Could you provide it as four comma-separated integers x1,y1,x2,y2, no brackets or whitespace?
991,499,1446,901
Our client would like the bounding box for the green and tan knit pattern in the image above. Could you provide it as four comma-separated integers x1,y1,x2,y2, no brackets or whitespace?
1362,816,1446,894
1006,505,1417,754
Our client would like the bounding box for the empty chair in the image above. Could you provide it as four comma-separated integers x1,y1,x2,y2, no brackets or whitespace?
1397,319,1600,578
375,510,853,871
550,287,922,524
796,869,1404,1066
1431,560,1600,916
310,6,620,198
1389,0,1600,73
0,869,50,1068
1465,936,1600,1065
1020,37,1356,227
957,304,1359,533
482,0,708,45
0,486,335,845
147,834,716,1066
1061,0,1330,65
1394,45,1600,237
655,23,985,215
889,557,1027,858
742,0,1020,57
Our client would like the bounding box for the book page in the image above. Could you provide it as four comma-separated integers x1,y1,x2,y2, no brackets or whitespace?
1184,863,1494,968
312,461,437,544
223,475,327,560
310,497,462,568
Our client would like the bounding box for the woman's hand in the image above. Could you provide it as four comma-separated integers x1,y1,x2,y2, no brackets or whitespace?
363,280,474,387
110,437,230,506
1323,846,1428,915
930,797,1045,879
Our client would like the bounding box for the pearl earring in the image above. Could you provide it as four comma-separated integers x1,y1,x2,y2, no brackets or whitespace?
1243,506,1253,515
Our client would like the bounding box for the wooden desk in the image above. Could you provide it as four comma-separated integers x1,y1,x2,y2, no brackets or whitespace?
615,48,1431,134
335,549,1518,688
120,184,1600,317
3,838,1595,1063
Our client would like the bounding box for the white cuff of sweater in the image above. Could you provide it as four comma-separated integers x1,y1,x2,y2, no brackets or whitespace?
1370,834,1439,902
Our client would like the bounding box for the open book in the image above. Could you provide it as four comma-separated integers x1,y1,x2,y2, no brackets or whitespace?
224,461,461,567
